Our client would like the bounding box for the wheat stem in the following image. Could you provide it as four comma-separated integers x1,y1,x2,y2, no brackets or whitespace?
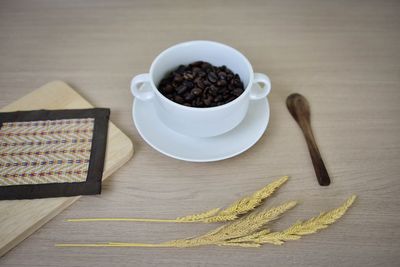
55,243,171,247
67,218,183,223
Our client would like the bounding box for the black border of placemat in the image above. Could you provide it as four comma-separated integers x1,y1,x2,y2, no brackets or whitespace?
0,108,110,200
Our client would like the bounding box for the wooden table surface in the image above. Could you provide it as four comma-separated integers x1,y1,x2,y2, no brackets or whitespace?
0,0,399,266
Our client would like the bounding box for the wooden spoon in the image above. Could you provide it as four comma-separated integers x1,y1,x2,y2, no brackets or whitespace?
286,93,331,186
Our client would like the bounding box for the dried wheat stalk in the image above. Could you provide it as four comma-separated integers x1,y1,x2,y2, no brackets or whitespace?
67,176,289,223
56,195,356,248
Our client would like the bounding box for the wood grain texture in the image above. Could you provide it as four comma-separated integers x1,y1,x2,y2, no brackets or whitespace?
0,0,399,266
0,81,134,256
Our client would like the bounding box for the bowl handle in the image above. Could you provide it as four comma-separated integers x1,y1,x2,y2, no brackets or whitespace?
249,73,271,100
131,73,155,101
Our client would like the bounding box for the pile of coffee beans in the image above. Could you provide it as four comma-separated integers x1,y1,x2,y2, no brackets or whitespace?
158,61,245,108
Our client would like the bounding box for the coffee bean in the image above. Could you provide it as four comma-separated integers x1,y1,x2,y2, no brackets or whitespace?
183,71,194,80
228,96,237,102
192,67,201,75
209,86,218,96
214,95,222,102
198,70,206,77
191,61,203,67
232,88,244,96
176,85,188,94
174,74,183,82
184,92,195,101
163,84,174,94
219,88,228,95
201,62,211,69
218,72,227,80
195,98,203,106
208,72,217,83
233,78,243,87
196,79,205,89
203,95,213,106
183,80,194,88
174,95,184,104
202,87,209,96
158,61,245,108
191,87,202,96
177,65,186,73
217,80,227,87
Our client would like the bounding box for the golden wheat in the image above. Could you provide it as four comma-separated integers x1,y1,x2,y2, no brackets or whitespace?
67,176,289,223
56,195,356,248
254,195,357,245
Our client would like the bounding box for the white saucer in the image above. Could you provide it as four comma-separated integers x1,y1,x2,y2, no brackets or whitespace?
132,98,269,162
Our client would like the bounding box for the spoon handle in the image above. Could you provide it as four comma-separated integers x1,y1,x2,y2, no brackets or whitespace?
299,120,331,186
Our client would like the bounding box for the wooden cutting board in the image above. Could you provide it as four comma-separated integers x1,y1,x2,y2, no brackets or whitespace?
0,81,134,256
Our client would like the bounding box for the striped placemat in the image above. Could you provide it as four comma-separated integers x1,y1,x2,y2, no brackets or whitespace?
0,108,109,200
